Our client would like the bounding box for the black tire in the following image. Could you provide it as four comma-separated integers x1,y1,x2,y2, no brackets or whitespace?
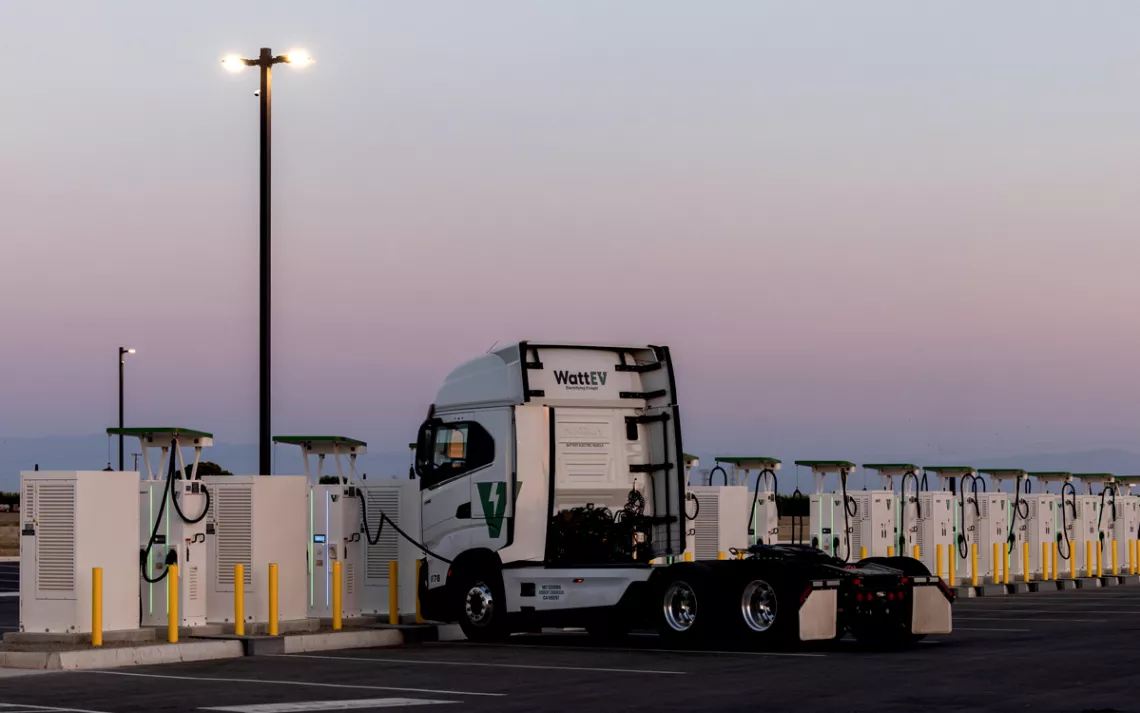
652,563,719,647
731,566,800,648
452,565,510,643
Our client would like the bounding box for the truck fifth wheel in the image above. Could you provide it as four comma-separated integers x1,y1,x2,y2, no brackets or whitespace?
412,342,953,647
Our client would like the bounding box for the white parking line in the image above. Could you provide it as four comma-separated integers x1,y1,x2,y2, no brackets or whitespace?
957,607,1140,615
955,616,1107,623
86,671,504,698
201,699,455,712
448,641,826,658
277,653,685,675
0,704,112,713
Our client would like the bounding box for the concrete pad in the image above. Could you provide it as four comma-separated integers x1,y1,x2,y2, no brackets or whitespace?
177,641,244,663
1005,583,1031,594
1055,579,1079,590
1074,578,1101,589
4,628,156,646
0,652,50,669
1027,581,1058,592
1099,577,1121,587
231,618,319,636
974,584,1006,597
950,586,975,599
281,628,403,654
1119,574,1140,586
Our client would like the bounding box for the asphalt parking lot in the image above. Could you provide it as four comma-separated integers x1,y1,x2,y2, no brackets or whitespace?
0,585,1139,712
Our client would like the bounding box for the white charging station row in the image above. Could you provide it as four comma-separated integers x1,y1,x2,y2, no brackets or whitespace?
682,457,1138,586
18,428,421,636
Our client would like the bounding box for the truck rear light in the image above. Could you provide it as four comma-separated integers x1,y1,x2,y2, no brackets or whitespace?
799,585,813,605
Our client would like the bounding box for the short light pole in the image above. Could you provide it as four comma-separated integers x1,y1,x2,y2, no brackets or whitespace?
118,347,135,470
222,47,312,475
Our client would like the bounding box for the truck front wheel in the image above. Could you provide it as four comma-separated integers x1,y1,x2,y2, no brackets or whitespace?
653,564,718,646
453,567,509,643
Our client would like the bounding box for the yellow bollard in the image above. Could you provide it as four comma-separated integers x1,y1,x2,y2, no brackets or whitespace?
1096,542,1103,578
936,545,944,581
1002,546,1010,585
860,546,867,560
913,544,921,561
1070,542,1077,580
1023,541,1030,583
91,567,103,648
1131,540,1137,576
683,552,693,562
948,550,955,585
332,561,342,631
971,543,978,587
1087,541,1094,578
389,561,399,626
234,563,245,636
167,564,179,644
268,563,279,636
717,551,726,560
888,545,895,558
1042,542,1050,581
1052,541,1059,581
992,543,1001,584
415,560,424,625
1112,540,1119,575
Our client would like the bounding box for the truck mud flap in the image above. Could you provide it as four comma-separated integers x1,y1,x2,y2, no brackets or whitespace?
798,579,839,641
910,576,953,635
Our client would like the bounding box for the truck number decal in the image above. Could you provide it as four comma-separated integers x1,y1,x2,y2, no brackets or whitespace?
540,584,564,601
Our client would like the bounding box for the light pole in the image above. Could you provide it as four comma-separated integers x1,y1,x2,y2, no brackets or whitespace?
118,347,136,470
222,48,312,475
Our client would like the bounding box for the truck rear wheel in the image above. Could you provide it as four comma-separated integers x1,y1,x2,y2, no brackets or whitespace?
733,569,798,647
453,566,509,643
652,563,718,647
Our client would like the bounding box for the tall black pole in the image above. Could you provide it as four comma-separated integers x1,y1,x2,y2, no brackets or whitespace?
259,48,272,475
118,348,125,470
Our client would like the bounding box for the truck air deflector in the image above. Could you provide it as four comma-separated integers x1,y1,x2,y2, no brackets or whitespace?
621,390,668,400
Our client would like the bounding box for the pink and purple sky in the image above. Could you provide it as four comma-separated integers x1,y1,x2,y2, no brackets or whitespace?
1,1,1139,470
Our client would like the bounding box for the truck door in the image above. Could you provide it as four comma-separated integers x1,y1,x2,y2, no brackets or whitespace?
418,412,510,554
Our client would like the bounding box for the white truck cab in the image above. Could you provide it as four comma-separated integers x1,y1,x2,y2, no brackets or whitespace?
414,343,686,638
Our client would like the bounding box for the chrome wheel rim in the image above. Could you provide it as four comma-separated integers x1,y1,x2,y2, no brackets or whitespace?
465,582,494,627
663,581,698,631
741,579,777,632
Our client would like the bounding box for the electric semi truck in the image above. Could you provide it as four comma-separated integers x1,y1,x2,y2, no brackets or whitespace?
413,342,953,647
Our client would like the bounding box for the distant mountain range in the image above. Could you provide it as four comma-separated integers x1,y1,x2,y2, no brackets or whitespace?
0,434,414,491
3,435,1138,495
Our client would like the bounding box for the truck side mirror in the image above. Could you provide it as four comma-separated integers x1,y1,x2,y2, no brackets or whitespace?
414,419,436,480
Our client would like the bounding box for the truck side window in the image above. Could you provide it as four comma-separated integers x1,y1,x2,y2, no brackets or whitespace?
423,422,495,489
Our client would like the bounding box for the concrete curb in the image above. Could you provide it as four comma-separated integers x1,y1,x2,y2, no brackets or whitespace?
281,629,403,654
0,640,244,671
